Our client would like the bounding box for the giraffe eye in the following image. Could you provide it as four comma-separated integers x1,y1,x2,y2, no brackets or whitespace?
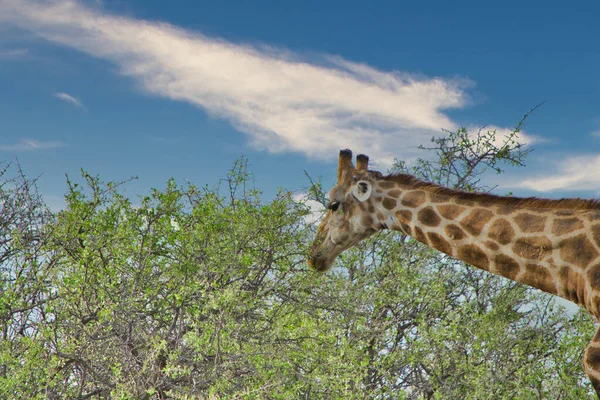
329,201,341,212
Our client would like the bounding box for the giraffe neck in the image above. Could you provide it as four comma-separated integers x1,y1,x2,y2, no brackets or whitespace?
374,177,600,317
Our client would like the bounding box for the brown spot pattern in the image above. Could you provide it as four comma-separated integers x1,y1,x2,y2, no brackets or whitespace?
592,224,600,248
437,204,467,220
552,217,584,236
387,189,402,198
592,296,600,318
487,218,515,245
429,193,449,203
378,181,396,189
395,210,413,225
514,213,547,233
588,263,600,291
513,236,552,260
586,347,600,371
445,224,466,241
494,254,520,280
382,197,397,210
460,208,494,236
559,267,587,305
559,234,599,268
427,232,453,255
398,222,412,235
455,198,475,206
418,207,441,227
401,191,426,208
362,215,374,227
458,244,489,270
497,205,515,215
523,264,557,294
484,241,499,251
414,226,428,244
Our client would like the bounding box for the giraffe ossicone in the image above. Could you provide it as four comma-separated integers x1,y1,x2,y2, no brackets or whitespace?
308,149,600,396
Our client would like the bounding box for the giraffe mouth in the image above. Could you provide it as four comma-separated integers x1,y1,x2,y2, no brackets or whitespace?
308,238,347,272
308,255,332,272
308,253,329,272
309,233,368,272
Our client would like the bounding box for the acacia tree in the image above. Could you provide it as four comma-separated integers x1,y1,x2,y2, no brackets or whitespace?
0,119,596,399
0,162,58,397
0,161,320,399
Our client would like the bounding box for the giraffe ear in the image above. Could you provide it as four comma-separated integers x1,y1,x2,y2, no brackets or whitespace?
352,181,372,202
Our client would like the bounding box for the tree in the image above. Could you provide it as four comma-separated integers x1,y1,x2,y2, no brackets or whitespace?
0,162,59,397
0,117,595,398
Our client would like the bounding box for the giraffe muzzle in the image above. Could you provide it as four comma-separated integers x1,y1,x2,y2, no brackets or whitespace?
308,249,334,272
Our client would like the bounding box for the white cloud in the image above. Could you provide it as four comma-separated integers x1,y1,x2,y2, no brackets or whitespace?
54,91,85,109
590,130,600,138
0,0,528,166
517,154,600,192
0,138,64,152
293,193,326,225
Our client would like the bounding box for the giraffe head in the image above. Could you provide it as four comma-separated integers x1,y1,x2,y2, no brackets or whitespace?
308,149,383,271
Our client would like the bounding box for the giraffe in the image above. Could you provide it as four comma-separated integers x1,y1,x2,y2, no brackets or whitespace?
308,149,600,396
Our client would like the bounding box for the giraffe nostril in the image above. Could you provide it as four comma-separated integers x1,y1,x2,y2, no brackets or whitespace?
309,250,323,261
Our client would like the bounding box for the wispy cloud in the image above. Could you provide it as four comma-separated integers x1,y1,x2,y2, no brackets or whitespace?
0,0,531,166
54,91,85,109
0,139,64,152
517,154,600,192
0,48,29,59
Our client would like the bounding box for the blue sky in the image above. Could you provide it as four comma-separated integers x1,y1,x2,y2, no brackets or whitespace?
1,0,600,210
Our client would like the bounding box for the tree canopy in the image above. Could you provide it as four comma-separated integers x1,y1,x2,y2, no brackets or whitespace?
0,122,596,399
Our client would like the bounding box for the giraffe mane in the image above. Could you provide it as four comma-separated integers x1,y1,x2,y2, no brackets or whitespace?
384,173,600,210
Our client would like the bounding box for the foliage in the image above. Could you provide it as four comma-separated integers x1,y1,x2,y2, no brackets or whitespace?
395,103,541,192
0,118,597,399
